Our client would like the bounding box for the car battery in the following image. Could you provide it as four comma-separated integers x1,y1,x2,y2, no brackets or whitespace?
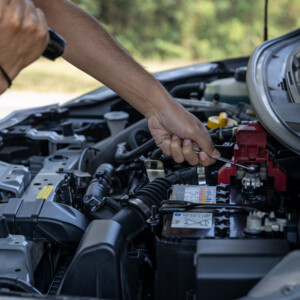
156,184,289,300
156,184,234,300
161,184,247,241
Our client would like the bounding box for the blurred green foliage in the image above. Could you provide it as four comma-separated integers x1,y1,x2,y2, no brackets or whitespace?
71,0,300,60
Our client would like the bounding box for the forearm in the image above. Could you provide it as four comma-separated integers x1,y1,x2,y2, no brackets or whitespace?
0,75,9,94
33,0,218,166
33,0,174,118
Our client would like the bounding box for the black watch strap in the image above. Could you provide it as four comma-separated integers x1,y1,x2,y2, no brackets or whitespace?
42,28,66,61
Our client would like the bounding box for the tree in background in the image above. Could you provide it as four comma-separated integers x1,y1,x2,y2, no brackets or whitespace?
71,0,300,61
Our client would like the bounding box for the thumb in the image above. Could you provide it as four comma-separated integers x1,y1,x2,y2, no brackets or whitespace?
193,126,220,159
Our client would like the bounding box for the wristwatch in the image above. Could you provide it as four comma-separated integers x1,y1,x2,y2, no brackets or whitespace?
42,28,66,61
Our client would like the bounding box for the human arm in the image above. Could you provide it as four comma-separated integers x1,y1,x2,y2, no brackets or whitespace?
32,0,220,165
0,0,49,94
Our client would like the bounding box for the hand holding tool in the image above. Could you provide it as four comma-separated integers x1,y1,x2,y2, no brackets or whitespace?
193,147,254,171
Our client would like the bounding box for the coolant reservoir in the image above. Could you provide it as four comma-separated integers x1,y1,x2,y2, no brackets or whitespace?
207,112,237,129
204,75,250,105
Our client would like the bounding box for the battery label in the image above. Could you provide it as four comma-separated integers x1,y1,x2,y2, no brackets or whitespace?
183,186,215,204
171,212,213,229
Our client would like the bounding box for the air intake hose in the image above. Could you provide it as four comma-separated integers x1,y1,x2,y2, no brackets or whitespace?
112,166,198,237
58,166,199,298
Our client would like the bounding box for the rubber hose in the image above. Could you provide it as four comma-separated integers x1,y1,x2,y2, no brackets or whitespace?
135,166,198,207
0,277,42,295
89,119,149,173
114,139,156,163
169,82,205,98
128,128,151,150
135,177,172,207
112,167,198,238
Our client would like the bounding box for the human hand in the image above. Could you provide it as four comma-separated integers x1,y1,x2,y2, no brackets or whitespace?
148,100,220,166
0,0,49,93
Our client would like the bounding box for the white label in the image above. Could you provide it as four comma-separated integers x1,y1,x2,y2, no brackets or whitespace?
183,186,216,204
183,187,200,202
171,212,213,229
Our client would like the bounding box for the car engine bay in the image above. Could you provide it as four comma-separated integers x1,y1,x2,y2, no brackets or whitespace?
0,30,300,300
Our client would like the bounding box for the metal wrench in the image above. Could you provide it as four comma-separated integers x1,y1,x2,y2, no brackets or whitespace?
193,148,252,171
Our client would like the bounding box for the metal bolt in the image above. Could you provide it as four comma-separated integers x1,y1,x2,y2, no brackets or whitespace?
282,285,295,296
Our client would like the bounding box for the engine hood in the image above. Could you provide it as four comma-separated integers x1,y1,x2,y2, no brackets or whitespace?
247,28,300,155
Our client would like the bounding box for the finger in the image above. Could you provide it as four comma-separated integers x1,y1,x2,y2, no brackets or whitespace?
195,121,215,153
161,138,172,156
23,0,39,27
36,7,47,29
170,135,184,163
0,0,10,5
35,8,49,46
182,139,199,166
0,0,10,19
198,151,216,166
6,0,25,27
8,0,26,12
193,121,220,165
25,0,48,48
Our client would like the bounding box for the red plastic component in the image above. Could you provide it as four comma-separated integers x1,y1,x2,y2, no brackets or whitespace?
218,124,286,191
234,124,268,163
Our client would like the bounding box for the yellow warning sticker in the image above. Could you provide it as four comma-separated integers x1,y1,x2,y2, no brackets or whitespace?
36,186,54,200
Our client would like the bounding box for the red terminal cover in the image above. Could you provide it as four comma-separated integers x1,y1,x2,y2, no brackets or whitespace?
234,124,268,163
218,123,286,191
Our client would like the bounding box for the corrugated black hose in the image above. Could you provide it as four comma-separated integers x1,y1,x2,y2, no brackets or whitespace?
112,166,198,237
0,277,42,295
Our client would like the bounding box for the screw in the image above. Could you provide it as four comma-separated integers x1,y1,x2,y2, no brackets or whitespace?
282,285,295,296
